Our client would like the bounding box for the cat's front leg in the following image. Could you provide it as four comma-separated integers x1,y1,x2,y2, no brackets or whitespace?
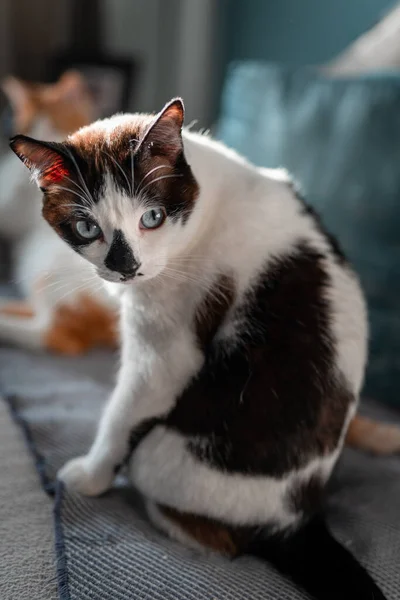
58,331,202,496
58,375,136,496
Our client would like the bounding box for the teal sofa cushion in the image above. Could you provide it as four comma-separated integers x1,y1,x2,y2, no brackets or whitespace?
217,63,400,406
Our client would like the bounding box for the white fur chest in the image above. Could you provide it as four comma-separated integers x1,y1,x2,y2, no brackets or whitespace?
117,282,204,426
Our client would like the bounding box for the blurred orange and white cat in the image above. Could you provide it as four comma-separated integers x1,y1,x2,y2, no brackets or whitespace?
0,71,118,354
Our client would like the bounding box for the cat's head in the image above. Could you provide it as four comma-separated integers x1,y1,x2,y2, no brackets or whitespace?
9,98,200,284
2,70,94,139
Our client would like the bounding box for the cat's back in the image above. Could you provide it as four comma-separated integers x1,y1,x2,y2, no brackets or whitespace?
183,132,367,397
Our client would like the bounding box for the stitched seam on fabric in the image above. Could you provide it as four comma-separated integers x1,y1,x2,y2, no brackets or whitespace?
2,392,55,496
54,480,71,600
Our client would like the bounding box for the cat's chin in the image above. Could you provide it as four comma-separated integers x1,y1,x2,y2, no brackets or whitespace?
96,271,138,285
99,273,153,287
119,277,139,286
105,276,138,286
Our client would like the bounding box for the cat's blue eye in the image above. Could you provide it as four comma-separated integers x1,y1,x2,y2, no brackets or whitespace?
140,208,166,230
74,219,102,241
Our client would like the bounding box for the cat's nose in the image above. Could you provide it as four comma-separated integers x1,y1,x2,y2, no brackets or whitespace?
105,229,139,276
119,263,141,278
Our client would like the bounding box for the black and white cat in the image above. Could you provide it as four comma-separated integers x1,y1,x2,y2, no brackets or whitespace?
10,99,386,600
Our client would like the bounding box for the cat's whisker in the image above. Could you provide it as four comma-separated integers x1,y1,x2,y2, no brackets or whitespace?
63,174,93,206
162,270,211,286
161,267,216,291
39,274,99,290
161,267,230,305
62,203,92,211
167,255,213,261
159,271,224,304
139,173,183,196
38,274,99,295
52,277,100,304
36,280,76,298
162,264,213,278
61,204,94,218
9,265,84,286
101,150,133,198
53,185,93,206
64,147,95,206
78,280,106,300
130,142,135,196
166,257,215,267
137,164,172,194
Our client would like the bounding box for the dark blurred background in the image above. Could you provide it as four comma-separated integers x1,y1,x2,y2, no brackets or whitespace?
0,0,397,126
0,0,226,127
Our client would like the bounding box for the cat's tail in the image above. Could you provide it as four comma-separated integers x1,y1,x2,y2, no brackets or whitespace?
248,515,387,600
346,413,400,455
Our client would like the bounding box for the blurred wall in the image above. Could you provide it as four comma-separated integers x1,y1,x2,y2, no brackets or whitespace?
104,0,223,126
227,0,396,64
0,0,69,81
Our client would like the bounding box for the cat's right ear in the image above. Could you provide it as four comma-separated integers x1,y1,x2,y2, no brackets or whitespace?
9,135,71,189
139,98,185,162
2,76,31,111
2,77,34,134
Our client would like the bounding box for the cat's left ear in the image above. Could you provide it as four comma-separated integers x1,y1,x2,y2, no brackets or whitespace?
9,135,70,189
140,98,184,162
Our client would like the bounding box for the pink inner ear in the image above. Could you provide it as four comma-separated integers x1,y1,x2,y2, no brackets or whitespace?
42,157,70,184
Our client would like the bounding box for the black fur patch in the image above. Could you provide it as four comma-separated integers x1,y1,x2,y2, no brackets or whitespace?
166,243,353,477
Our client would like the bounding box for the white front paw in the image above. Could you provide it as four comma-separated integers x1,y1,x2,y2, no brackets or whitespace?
58,456,114,496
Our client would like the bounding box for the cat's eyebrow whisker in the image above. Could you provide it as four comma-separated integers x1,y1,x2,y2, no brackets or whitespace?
63,204,94,221
130,142,135,197
137,164,172,194
64,147,95,206
101,149,133,197
53,185,93,206
62,174,92,206
61,204,93,215
139,173,183,196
